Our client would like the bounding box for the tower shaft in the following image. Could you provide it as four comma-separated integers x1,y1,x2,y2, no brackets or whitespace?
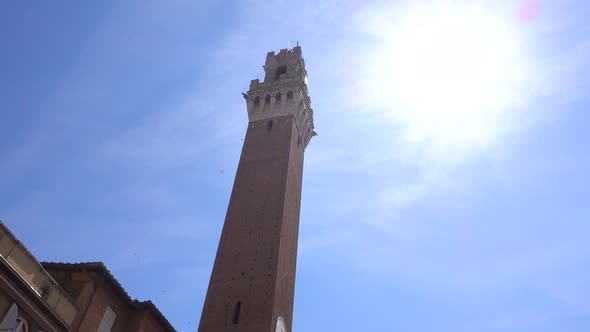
198,47,315,332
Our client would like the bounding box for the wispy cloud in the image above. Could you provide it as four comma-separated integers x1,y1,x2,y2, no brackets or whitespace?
4,1,590,330
98,93,244,170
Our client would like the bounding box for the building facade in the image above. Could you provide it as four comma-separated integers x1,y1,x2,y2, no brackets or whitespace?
198,47,315,332
0,222,175,332
0,222,78,332
42,262,175,332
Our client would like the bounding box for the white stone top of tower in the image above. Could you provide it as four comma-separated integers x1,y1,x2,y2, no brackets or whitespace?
243,46,316,149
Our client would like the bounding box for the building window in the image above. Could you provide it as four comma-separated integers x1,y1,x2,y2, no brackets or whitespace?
96,306,116,332
287,91,293,99
233,301,241,324
275,92,282,103
254,97,260,108
0,303,24,332
267,120,273,132
265,94,271,104
275,65,287,80
9,318,28,332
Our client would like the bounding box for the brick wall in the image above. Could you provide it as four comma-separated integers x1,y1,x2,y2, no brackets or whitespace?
199,115,304,332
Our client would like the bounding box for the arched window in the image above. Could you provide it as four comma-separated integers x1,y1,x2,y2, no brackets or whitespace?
265,95,271,104
275,92,282,103
267,120,273,132
11,318,28,332
275,65,287,80
253,97,260,108
233,301,241,324
287,91,293,100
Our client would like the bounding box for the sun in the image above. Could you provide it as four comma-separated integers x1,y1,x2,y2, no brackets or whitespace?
360,3,527,150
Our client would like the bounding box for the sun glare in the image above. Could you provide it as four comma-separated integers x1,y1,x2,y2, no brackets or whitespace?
362,3,526,150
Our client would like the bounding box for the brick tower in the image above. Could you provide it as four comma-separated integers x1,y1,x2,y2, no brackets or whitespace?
198,46,315,332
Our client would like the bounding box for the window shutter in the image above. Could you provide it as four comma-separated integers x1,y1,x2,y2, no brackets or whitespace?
96,306,116,332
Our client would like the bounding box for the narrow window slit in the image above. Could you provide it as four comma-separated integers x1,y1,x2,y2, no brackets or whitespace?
233,301,241,324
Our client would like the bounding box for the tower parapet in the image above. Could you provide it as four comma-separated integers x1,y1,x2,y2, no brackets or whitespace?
245,46,316,149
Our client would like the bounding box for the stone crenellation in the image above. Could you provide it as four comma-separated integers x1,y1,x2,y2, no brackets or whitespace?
244,46,316,149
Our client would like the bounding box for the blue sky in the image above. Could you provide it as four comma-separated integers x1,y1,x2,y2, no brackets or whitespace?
2,0,590,331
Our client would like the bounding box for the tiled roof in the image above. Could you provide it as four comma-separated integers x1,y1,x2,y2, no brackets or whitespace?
41,261,176,332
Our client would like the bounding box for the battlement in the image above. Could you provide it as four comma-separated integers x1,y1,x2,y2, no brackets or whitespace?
248,46,308,91
263,46,307,84
244,46,315,149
